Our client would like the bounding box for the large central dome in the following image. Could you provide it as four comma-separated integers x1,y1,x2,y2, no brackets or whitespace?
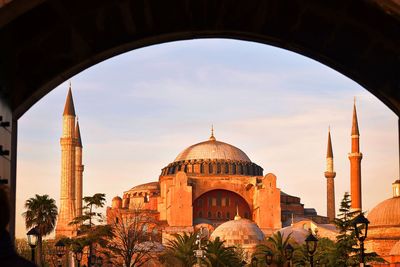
174,133,251,162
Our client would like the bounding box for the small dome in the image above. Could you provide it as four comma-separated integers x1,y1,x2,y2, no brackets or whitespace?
112,196,122,209
390,240,400,256
210,218,264,246
368,197,400,226
174,138,251,162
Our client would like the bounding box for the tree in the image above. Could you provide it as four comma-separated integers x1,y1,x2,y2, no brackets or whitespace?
107,208,160,267
292,237,336,267
69,193,112,265
23,194,58,266
266,231,292,267
204,237,242,267
160,232,197,267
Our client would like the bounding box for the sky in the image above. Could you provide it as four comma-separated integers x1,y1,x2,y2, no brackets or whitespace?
16,39,398,239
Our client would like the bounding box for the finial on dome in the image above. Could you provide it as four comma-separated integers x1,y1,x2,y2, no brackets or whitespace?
234,205,241,220
209,125,216,141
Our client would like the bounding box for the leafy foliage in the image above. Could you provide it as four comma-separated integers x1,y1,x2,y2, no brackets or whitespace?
160,232,197,267
23,194,58,266
204,237,243,267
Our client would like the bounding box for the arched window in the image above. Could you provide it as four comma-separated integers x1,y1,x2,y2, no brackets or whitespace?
244,212,249,219
232,164,236,174
209,163,213,174
177,165,181,171
217,211,221,219
208,211,212,218
184,165,188,172
199,211,203,218
200,163,204,173
239,164,244,175
115,217,119,224
225,163,229,174
217,163,221,174
226,212,230,219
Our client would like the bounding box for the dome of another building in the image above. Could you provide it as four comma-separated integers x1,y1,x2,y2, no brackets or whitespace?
368,197,400,226
210,217,265,246
128,182,160,192
112,196,122,209
174,137,251,162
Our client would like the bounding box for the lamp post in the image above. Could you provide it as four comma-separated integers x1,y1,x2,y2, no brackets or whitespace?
75,250,83,267
285,244,294,267
353,213,370,267
194,228,206,267
55,240,67,267
265,251,273,266
251,256,258,267
27,227,39,263
305,233,318,267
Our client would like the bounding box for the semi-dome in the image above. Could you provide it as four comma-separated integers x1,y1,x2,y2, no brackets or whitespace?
210,216,265,246
368,197,400,226
174,132,251,162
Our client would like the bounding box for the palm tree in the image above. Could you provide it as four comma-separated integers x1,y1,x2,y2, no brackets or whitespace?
159,232,197,267
23,194,58,266
204,237,242,267
255,231,292,267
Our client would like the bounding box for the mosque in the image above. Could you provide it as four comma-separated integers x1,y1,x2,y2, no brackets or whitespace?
55,86,400,265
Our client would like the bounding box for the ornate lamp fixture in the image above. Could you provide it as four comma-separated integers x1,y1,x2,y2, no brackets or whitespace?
305,233,318,267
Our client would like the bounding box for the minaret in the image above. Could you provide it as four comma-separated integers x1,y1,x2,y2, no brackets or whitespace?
348,100,363,211
75,120,84,217
56,85,77,237
324,128,336,222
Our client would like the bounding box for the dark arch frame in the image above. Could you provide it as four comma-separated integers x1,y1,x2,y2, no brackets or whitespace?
0,0,399,238
0,0,399,118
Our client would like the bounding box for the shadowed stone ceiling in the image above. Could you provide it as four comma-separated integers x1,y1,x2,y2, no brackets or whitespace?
0,0,399,117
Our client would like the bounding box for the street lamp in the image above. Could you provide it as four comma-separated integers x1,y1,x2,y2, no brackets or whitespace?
285,244,294,267
55,240,67,267
353,213,370,266
194,229,206,267
75,250,83,267
27,227,39,263
96,256,103,267
251,256,258,267
265,251,273,266
305,233,318,267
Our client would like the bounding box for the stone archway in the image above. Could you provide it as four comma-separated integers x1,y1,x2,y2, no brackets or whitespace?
0,0,399,237
193,189,251,224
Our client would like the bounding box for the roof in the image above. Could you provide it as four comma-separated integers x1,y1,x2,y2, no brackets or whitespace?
174,135,251,162
127,182,160,192
75,121,82,147
63,87,76,116
368,197,400,226
351,102,360,136
327,130,333,158
210,218,264,246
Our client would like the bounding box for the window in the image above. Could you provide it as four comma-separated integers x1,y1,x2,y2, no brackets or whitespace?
225,163,229,174
184,165,187,172
208,197,212,207
217,192,222,207
232,164,236,174
212,198,216,206
198,199,203,208
208,211,212,218
226,212,230,219
244,212,249,219
221,197,226,207
209,163,213,173
226,197,230,207
217,212,221,219
115,217,119,224
217,163,221,174
199,211,203,218
200,163,204,173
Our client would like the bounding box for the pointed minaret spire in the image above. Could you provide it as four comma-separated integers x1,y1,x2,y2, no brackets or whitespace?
209,125,216,141
75,120,83,148
63,83,76,116
325,127,336,222
327,127,333,159
349,99,363,211
352,98,360,136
